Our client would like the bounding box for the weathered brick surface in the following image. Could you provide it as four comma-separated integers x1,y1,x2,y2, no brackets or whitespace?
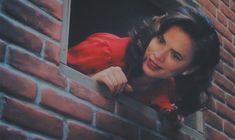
208,99,216,112
67,121,112,140
228,21,235,35
140,129,167,140
0,67,37,100
3,0,62,41
215,60,223,73
217,11,228,27
116,101,157,129
44,41,61,65
209,0,219,7
220,2,235,22
70,80,114,112
223,120,235,138
96,111,139,140
29,0,63,20
223,64,235,83
0,40,6,62
226,94,235,110
9,48,67,88
231,1,235,13
2,97,64,138
214,72,234,95
210,14,233,41
0,15,42,53
221,0,229,6
215,101,235,124
203,110,223,131
198,0,216,16
220,48,234,67
207,84,225,102
223,38,235,56
0,124,27,140
205,126,230,140
41,88,93,123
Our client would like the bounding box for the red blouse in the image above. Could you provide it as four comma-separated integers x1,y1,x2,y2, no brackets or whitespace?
68,33,176,112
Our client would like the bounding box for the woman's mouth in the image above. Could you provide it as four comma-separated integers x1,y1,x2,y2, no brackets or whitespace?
146,58,162,71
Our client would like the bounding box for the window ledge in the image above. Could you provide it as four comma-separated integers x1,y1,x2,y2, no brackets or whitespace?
60,63,205,140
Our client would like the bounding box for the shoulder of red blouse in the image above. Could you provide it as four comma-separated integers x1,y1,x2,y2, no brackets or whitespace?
67,33,130,75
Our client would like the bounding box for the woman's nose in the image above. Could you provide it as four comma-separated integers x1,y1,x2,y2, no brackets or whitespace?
153,49,167,62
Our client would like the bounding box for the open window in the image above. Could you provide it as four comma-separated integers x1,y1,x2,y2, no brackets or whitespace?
60,0,205,137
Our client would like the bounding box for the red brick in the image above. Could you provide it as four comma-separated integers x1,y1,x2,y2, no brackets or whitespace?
41,88,92,123
226,94,235,110
231,1,235,13
217,11,228,27
224,120,235,138
9,48,67,88
214,72,234,95
220,2,235,22
205,126,230,140
29,0,63,20
67,121,112,140
221,0,229,6
198,0,217,16
0,40,6,62
0,67,37,100
228,21,235,35
116,101,157,129
208,98,217,111
96,111,138,140
224,64,235,83
220,48,234,67
0,15,42,53
140,129,166,140
207,84,225,102
223,38,235,56
2,97,64,138
215,61,223,73
203,110,223,131
3,0,62,41
215,101,235,124
44,41,61,65
210,15,233,41
70,80,114,112
0,124,27,140
209,0,219,7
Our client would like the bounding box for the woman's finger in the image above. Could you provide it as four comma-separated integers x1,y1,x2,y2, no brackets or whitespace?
112,67,127,94
124,84,133,93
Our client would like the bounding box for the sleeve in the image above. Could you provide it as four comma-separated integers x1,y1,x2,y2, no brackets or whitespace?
67,33,124,75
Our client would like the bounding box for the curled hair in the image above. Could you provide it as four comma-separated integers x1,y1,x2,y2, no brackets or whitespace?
125,7,220,116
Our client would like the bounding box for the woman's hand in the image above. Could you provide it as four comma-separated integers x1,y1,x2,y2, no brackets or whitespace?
91,66,133,94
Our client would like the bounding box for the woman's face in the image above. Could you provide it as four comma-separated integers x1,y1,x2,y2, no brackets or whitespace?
143,25,195,79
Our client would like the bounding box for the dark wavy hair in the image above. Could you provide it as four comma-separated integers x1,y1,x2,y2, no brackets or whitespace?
124,7,220,116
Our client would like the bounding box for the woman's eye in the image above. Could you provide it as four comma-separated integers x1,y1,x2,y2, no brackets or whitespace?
171,51,182,61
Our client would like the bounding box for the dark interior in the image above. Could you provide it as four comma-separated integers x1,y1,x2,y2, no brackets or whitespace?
69,0,164,47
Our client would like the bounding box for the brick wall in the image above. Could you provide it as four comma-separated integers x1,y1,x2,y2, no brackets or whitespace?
195,0,235,140
0,0,234,140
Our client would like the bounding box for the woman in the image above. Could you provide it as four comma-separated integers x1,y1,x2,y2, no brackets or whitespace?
68,7,220,125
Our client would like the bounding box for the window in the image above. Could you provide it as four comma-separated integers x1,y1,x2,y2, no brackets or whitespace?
60,0,205,137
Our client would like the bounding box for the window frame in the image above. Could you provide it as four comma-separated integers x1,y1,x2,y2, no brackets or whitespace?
59,0,205,138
